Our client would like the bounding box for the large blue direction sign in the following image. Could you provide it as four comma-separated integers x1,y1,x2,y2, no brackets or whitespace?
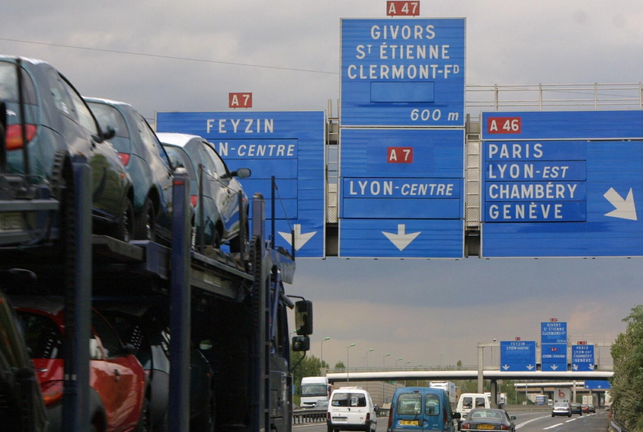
156,111,325,257
500,341,536,372
584,380,611,390
481,111,643,257
339,128,464,257
572,345,595,371
541,322,567,344
541,343,567,372
341,18,465,127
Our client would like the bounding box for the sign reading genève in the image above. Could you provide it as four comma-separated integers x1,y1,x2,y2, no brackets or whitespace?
341,18,465,127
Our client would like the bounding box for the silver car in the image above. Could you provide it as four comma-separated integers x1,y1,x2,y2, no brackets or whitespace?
551,402,571,417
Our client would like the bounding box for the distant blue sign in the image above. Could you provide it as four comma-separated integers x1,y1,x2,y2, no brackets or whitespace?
541,343,567,371
500,341,536,372
584,380,611,390
341,18,465,127
156,111,325,257
339,128,464,257
541,322,568,344
572,345,595,372
481,111,643,258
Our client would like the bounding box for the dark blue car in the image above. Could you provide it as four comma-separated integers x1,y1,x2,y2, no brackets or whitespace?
85,98,174,243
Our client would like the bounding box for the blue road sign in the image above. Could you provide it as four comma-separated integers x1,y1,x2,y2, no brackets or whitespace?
541,343,567,372
584,380,611,390
500,341,537,372
481,111,643,258
156,111,326,257
572,345,595,372
341,18,465,127
339,128,464,258
541,322,568,344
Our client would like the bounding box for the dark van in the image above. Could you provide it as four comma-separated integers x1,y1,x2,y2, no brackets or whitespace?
387,387,460,432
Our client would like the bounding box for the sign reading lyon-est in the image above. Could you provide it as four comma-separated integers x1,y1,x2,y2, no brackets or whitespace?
156,111,325,257
341,18,465,127
481,110,643,258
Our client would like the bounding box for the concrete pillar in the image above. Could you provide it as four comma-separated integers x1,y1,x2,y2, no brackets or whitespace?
572,381,577,403
477,345,484,393
490,380,498,408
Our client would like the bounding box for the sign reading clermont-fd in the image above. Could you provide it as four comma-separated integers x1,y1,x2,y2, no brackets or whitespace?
341,18,465,127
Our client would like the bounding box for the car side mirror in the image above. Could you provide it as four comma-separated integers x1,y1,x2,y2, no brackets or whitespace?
295,300,313,336
291,335,310,352
102,125,116,140
453,413,461,420
510,416,516,420
200,340,213,350
231,168,251,179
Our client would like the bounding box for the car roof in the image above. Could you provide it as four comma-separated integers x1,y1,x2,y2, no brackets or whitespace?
0,55,50,66
11,295,64,316
83,96,132,108
156,132,203,147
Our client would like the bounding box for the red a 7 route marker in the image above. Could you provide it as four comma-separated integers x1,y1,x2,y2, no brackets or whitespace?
387,147,413,163
487,117,522,134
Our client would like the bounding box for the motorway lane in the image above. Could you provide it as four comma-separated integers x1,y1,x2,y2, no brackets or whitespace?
293,410,609,432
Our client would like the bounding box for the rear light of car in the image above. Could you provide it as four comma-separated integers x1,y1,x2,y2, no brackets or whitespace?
190,195,198,207
387,410,393,431
5,124,37,150
366,413,370,421
327,412,331,420
41,380,63,406
461,423,470,430
118,153,131,166
500,425,510,430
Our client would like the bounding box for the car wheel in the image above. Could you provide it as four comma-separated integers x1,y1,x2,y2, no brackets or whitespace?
551,414,554,417
135,197,156,241
111,197,135,242
136,396,151,432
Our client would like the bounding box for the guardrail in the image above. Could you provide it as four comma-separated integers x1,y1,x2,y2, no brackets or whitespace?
292,408,327,424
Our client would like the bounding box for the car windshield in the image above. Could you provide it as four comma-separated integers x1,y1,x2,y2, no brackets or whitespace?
554,403,568,408
470,410,504,421
17,312,63,359
302,384,327,396
332,392,366,407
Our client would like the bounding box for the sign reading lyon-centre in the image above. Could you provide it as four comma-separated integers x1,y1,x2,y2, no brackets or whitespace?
481,110,643,258
341,18,465,127
155,111,325,257
500,341,536,371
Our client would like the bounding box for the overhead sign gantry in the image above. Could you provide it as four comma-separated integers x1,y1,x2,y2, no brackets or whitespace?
481,110,643,258
339,18,466,258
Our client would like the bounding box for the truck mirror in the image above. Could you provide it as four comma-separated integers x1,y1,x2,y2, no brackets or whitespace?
295,300,313,336
292,336,310,352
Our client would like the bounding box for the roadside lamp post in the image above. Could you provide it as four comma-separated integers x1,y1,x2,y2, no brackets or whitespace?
347,343,356,383
383,353,391,367
439,354,443,367
321,337,331,368
365,348,374,367
396,357,403,367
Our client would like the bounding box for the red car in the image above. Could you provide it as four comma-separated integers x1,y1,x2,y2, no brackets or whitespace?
13,296,147,432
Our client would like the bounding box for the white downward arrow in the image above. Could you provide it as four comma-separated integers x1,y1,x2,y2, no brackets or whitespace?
604,188,637,220
527,364,534,370
502,364,510,371
382,224,421,251
550,364,558,370
278,224,317,251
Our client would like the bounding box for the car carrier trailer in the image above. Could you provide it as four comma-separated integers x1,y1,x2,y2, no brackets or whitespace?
0,156,311,432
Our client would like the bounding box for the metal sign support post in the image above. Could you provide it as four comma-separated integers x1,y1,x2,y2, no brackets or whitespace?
169,172,191,432
62,156,92,432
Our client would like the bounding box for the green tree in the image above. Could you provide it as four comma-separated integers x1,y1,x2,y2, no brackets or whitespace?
335,361,346,369
611,305,643,431
290,352,326,402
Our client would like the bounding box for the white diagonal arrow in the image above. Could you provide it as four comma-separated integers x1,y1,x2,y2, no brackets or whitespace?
278,224,317,251
382,224,421,251
572,364,578,371
604,188,637,220
550,364,558,370
502,364,510,371
527,364,534,370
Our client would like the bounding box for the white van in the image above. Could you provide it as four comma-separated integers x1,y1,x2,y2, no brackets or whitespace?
456,393,490,421
327,387,377,432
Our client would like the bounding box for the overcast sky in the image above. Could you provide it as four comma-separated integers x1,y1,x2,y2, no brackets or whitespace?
2,0,642,368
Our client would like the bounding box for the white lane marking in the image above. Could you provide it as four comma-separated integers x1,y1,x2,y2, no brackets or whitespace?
566,418,576,422
515,415,552,430
544,423,563,430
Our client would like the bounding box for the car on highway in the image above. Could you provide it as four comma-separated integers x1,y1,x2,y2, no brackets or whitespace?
388,387,459,432
85,98,174,243
551,402,571,417
328,387,377,432
0,284,48,432
459,408,516,432
98,304,215,432
570,403,583,416
581,404,590,413
0,56,135,245
589,404,596,413
159,133,250,252
12,296,147,432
